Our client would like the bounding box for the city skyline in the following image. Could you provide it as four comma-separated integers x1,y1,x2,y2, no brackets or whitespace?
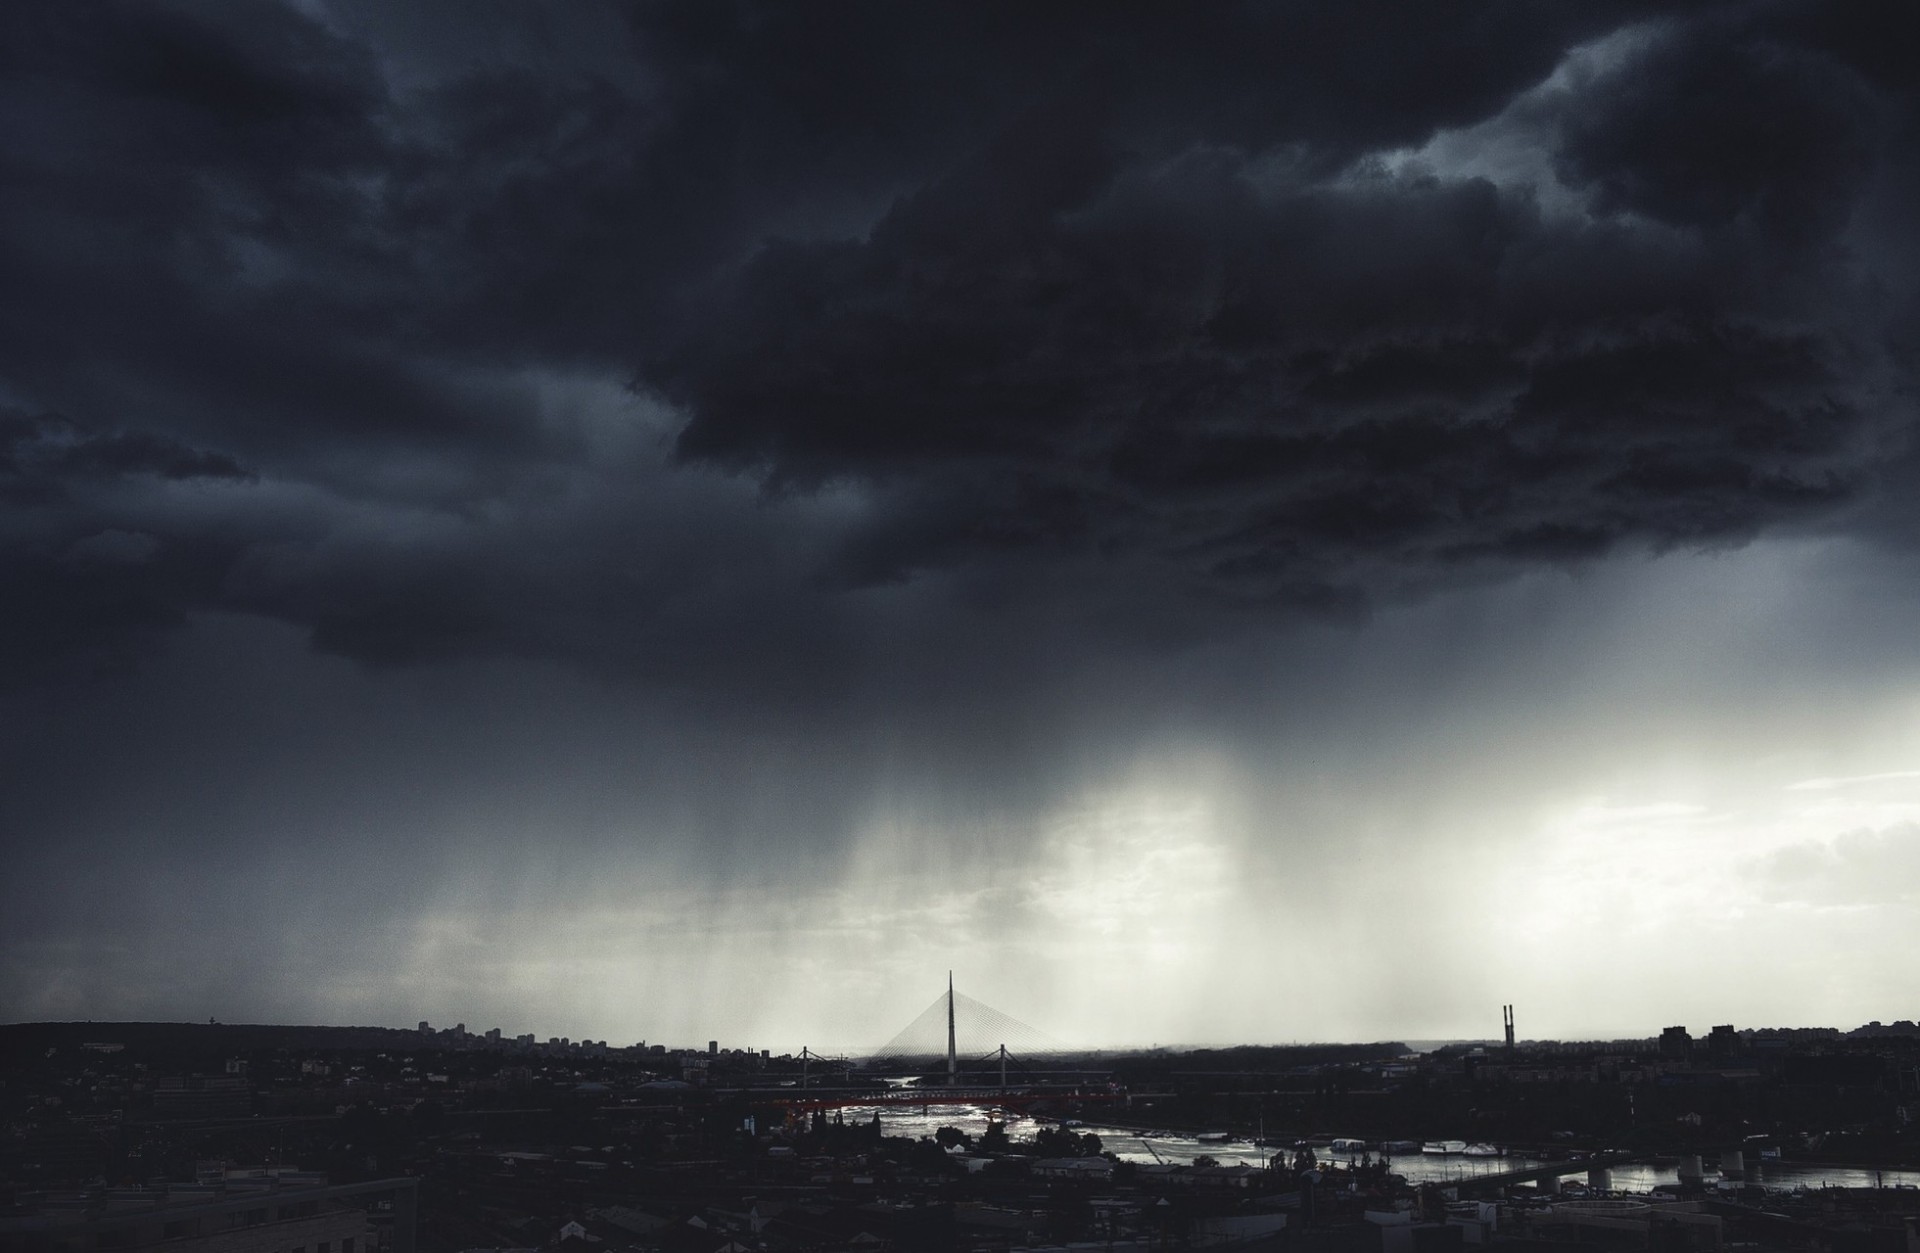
3,2,1919,1049
14,1007,1916,1060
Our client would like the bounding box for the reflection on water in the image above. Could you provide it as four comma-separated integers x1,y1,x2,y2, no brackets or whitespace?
1374,1156,1920,1193
856,1104,1920,1191
863,1104,1277,1169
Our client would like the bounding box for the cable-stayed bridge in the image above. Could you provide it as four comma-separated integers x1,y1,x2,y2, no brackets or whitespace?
866,973,1066,1082
751,975,1126,1113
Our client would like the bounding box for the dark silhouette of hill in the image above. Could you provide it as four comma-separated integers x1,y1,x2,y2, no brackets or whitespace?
0,1020,434,1068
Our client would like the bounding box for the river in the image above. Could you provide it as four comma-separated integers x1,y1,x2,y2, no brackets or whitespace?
851,1103,1920,1192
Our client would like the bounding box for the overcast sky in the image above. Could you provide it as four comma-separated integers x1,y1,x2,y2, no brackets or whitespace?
3,1,1918,1052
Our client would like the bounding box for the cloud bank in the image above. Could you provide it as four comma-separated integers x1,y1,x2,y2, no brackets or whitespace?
2,0,1918,1042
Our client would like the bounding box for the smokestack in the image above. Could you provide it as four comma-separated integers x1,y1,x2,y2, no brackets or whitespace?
1503,1004,1515,1050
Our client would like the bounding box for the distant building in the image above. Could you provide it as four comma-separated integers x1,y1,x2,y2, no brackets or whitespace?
1659,1026,1693,1060
1706,1024,1739,1063
153,1075,252,1119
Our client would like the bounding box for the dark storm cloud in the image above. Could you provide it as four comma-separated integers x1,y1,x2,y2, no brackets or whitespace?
1553,14,1883,243
0,411,253,678
660,158,1871,601
0,0,1914,678
654,9,1913,605
2,415,253,486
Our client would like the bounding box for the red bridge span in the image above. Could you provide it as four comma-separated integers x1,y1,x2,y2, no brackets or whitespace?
744,1086,1130,1114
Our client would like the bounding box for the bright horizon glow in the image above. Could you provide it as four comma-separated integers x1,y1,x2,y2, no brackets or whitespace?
17,538,1919,1052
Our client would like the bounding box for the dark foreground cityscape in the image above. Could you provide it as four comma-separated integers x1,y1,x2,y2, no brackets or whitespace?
6,1001,1920,1253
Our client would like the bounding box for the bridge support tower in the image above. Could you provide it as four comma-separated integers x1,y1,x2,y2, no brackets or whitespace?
946,971,957,1086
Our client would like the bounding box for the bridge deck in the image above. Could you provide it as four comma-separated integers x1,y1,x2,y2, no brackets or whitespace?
741,1086,1128,1111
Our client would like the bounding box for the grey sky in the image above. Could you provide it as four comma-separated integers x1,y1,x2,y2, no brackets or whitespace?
2,1,1917,1049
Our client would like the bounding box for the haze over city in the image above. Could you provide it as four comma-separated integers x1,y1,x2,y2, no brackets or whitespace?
3,1,1918,1053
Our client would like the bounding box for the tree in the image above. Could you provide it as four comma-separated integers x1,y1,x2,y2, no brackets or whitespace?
910,1136,957,1173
